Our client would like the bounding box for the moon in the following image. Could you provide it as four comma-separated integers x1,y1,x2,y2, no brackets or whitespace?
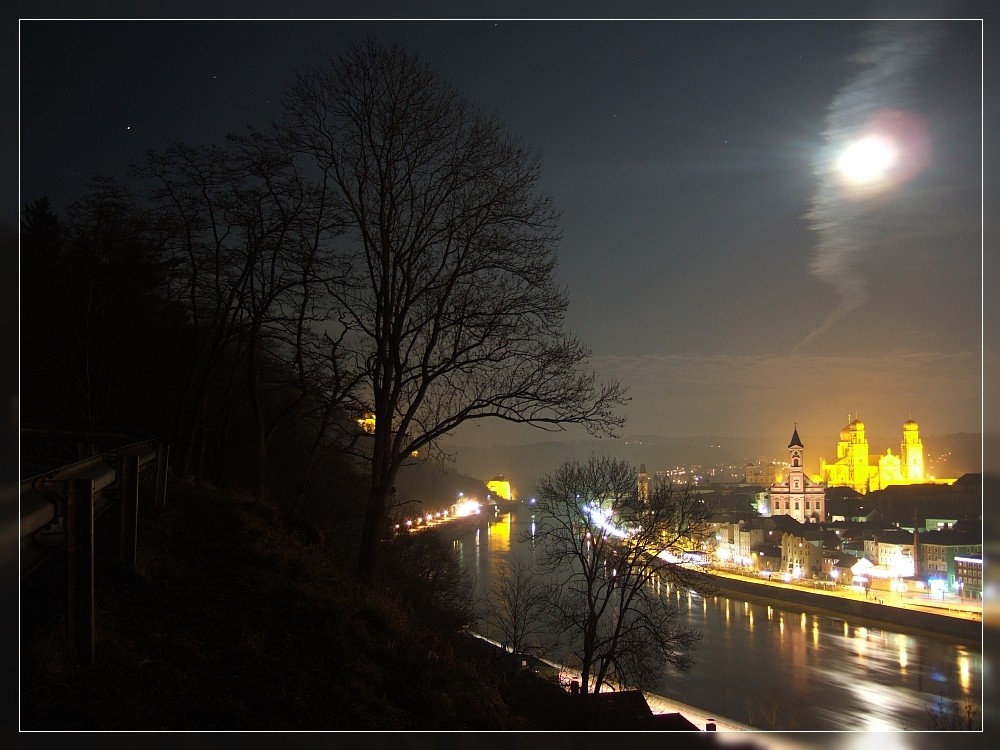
836,135,897,185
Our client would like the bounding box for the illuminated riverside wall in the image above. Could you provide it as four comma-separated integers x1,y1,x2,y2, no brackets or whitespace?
703,572,980,640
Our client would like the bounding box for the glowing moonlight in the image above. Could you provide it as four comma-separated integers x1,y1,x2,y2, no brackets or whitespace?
836,135,897,184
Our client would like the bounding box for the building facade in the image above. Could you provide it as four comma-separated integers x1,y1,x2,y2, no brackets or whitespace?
916,529,981,590
819,416,926,494
954,553,983,601
767,426,826,523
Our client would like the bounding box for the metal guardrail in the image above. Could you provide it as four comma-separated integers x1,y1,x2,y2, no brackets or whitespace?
19,438,169,667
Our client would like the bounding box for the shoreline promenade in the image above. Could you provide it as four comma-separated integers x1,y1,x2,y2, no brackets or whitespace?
700,567,983,641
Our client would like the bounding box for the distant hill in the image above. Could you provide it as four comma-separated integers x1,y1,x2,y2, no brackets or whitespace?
445,432,983,502
389,457,492,512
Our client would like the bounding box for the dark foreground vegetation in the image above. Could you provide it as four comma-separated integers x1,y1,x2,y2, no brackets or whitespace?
20,476,579,731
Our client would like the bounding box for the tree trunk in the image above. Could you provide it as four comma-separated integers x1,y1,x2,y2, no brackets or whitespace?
357,484,387,585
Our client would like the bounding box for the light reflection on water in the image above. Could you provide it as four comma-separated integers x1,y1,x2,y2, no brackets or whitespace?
447,510,982,731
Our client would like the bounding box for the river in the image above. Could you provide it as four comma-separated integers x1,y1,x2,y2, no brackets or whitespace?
444,508,984,732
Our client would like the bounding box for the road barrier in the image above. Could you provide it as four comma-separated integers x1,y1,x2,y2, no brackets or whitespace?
19,438,169,667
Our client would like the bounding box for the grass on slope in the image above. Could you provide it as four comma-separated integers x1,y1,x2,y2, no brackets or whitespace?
19,477,566,731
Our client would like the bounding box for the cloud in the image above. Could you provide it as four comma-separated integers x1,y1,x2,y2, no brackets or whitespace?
798,21,947,353
592,349,981,438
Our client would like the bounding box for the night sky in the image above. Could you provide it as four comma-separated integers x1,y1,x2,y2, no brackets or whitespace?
16,9,989,454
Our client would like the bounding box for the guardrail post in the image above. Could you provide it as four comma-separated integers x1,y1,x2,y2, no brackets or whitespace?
65,476,96,668
155,442,169,507
119,453,140,570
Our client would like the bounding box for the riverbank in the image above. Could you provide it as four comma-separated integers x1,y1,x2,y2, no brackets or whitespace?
701,569,983,642
469,633,758,732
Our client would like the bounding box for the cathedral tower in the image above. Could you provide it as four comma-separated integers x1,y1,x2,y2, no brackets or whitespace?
900,417,925,482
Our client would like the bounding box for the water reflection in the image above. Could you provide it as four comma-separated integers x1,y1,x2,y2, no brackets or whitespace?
446,509,981,731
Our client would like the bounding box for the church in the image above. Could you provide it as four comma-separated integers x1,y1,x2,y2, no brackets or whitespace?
818,416,925,494
767,425,827,523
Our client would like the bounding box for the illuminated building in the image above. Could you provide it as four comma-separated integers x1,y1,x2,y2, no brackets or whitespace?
744,461,780,486
357,412,376,434
864,528,915,579
354,412,417,456
818,416,927,494
780,531,826,578
917,529,981,591
767,426,826,523
486,475,513,502
954,552,983,601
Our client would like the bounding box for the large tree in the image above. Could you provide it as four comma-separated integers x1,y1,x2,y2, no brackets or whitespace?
530,456,712,705
281,39,628,586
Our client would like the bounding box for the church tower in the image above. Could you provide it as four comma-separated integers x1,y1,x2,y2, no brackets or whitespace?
900,417,925,482
846,417,871,494
768,425,826,523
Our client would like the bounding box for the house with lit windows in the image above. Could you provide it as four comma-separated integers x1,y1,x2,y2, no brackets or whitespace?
863,527,916,579
915,528,981,591
954,552,983,601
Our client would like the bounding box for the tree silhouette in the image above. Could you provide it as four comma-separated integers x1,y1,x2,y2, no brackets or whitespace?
529,456,711,704
281,39,629,586
482,556,557,672
138,134,360,496
20,180,186,436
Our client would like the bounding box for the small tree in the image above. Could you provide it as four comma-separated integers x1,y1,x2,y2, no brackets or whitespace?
927,688,980,731
530,456,712,699
482,557,557,672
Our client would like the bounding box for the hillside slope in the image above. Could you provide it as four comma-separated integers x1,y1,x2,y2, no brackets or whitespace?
18,478,565,731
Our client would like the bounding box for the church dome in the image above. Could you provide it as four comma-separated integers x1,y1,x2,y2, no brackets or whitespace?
904,418,919,431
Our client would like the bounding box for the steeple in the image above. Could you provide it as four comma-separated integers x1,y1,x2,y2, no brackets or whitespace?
788,423,803,449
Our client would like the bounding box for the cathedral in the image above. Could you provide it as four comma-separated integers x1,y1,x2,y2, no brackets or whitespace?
818,416,925,494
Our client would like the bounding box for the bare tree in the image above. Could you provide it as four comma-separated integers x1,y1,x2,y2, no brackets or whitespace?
21,179,169,432
529,455,712,699
139,133,360,495
481,557,557,672
926,689,980,731
281,39,628,586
